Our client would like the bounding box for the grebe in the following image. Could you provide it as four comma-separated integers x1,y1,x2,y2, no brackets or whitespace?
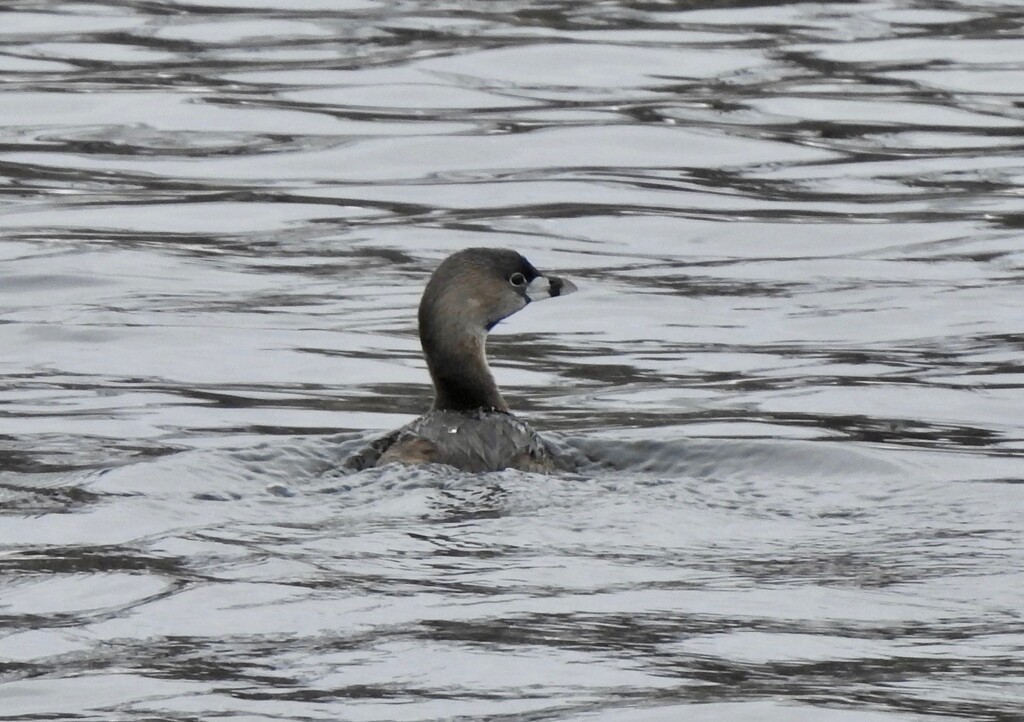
347,248,577,473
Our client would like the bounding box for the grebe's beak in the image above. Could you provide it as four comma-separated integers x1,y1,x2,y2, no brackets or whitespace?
525,274,577,302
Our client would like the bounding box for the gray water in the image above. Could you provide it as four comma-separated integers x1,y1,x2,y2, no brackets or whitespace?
2,1,1023,720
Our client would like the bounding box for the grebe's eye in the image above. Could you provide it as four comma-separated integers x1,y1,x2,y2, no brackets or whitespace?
509,272,527,288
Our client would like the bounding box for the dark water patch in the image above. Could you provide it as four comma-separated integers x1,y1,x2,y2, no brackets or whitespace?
0,545,187,576
0,477,103,512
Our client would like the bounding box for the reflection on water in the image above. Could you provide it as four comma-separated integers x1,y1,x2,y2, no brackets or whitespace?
2,1,1023,720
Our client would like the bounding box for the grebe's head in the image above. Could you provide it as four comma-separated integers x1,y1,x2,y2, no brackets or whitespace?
419,247,577,335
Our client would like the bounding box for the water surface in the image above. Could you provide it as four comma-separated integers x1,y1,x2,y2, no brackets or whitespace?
1,1,1023,720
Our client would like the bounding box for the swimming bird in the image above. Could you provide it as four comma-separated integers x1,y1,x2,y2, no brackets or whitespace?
347,247,577,473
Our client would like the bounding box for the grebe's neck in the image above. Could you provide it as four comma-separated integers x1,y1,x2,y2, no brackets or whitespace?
419,295,508,413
